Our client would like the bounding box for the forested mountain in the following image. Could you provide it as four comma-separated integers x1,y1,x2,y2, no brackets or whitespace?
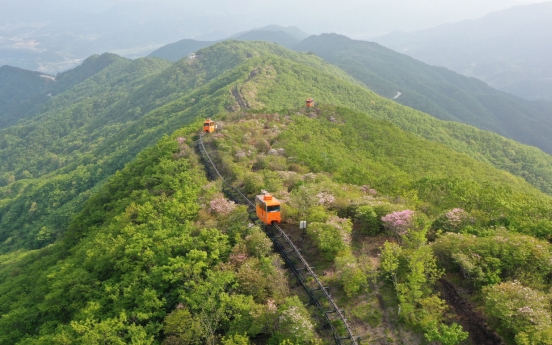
150,32,552,157
0,53,126,129
2,101,552,344
2,40,552,344
298,33,552,156
374,1,552,101
0,66,54,129
3,40,552,255
147,39,216,62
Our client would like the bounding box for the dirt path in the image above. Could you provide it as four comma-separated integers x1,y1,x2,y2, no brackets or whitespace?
232,86,247,109
439,279,504,345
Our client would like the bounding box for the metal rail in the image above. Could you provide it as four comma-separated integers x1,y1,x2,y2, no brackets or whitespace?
197,133,358,345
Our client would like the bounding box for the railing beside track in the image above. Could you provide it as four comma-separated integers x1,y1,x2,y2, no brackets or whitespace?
197,133,358,345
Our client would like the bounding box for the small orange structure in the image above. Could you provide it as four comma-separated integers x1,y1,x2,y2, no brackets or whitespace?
306,98,314,107
203,119,216,133
255,192,281,225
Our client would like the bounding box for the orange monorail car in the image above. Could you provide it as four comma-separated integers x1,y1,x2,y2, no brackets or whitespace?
255,193,281,225
203,119,216,133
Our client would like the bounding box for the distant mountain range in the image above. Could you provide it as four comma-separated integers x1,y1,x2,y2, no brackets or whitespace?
373,1,552,102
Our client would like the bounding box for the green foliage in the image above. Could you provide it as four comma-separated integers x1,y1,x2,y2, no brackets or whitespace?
355,205,380,235
205,106,552,342
221,333,250,345
306,218,351,261
0,66,53,129
272,296,316,344
148,39,215,62
163,307,201,344
484,281,552,343
424,321,469,345
433,231,552,290
306,206,330,223
350,301,382,327
3,39,552,255
0,129,303,344
4,39,552,345
380,241,456,340
334,254,367,297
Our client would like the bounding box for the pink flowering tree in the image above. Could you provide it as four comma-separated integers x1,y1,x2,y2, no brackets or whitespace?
209,197,236,215
316,191,335,206
432,208,473,233
174,137,191,159
445,208,472,230
382,210,415,237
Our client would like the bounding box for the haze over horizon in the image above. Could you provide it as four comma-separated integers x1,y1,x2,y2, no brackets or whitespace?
2,0,550,39
1,0,551,75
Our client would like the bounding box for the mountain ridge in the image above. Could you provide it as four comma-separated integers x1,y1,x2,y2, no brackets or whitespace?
2,40,552,256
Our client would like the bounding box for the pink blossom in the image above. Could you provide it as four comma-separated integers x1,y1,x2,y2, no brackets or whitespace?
209,197,236,215
316,191,335,205
443,208,473,230
381,210,415,236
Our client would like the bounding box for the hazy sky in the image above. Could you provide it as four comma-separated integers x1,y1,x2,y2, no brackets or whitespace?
99,0,551,38
2,0,551,38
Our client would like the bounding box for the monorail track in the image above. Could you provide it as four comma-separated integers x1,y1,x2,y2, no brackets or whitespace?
197,133,358,345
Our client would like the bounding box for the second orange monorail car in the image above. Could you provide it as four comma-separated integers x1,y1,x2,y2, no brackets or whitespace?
203,119,216,133
255,193,281,225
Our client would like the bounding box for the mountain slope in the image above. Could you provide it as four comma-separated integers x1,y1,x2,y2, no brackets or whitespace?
0,124,318,344
151,33,552,158
0,66,54,129
298,33,552,156
147,39,215,61
2,40,552,256
374,2,552,101
0,53,126,129
147,26,309,61
0,41,359,252
2,41,552,344
2,103,552,344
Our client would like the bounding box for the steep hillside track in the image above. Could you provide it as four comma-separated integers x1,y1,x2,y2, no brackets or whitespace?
197,133,359,345
440,279,504,345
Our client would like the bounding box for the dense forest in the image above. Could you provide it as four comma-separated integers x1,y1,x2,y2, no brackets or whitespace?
1,40,552,344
